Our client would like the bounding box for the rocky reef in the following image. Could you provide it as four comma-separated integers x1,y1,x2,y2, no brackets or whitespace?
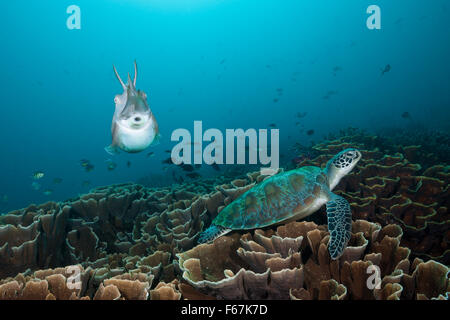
0,130,448,300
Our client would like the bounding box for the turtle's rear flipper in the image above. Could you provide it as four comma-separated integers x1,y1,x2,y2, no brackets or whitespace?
198,224,231,244
326,195,352,259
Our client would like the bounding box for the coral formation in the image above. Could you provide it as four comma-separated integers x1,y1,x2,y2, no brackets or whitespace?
178,220,449,300
0,130,448,300
293,132,449,264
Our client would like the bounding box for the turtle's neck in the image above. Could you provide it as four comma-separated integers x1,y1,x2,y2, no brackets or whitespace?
324,161,343,190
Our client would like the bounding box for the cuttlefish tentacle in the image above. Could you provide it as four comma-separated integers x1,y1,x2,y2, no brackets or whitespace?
113,61,137,89
113,65,126,90
127,73,136,91
133,60,137,87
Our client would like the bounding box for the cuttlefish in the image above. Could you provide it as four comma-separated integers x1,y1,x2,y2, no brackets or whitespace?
105,61,160,155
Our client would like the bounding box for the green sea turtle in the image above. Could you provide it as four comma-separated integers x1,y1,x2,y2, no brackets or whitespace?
198,148,362,259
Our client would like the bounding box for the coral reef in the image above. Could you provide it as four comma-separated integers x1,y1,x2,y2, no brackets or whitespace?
0,173,266,299
293,133,449,264
0,129,448,300
177,220,449,300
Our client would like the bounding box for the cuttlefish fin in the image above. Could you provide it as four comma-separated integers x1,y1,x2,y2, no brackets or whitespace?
152,133,161,146
105,145,120,155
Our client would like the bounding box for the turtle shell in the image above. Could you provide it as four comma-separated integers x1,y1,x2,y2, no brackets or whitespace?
213,166,329,230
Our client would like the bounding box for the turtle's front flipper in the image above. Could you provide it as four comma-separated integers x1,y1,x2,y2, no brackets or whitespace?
326,194,352,259
198,224,231,244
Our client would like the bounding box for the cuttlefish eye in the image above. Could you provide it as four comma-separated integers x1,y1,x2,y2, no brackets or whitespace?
134,117,141,122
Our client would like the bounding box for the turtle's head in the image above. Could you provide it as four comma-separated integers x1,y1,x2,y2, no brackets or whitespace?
325,148,362,190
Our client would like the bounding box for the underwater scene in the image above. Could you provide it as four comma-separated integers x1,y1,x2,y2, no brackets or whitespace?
0,0,449,302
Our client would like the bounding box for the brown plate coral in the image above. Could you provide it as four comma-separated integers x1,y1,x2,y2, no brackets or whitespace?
0,130,448,300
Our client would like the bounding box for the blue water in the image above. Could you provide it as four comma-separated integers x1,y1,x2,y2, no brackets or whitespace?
0,0,449,212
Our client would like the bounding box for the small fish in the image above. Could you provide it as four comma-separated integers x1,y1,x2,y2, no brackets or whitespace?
381,64,391,76
43,189,53,196
323,90,337,100
292,155,311,165
176,177,184,184
106,160,117,171
172,171,184,184
162,157,173,165
332,66,342,76
32,171,45,180
80,159,90,167
186,172,201,179
31,182,41,190
127,161,131,168
219,59,226,65
296,112,307,119
268,123,277,128
273,98,279,103
165,150,172,153
146,151,155,158
53,178,63,184
84,164,95,172
82,180,91,187
401,112,411,120
306,129,315,136
106,61,160,155
181,164,194,172
211,163,221,171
